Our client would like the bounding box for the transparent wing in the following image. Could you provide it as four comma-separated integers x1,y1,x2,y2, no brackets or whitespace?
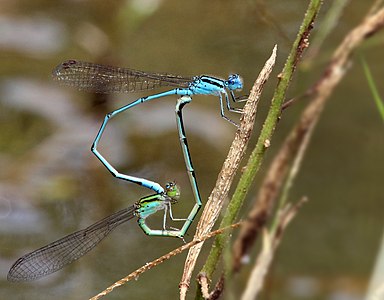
52,60,193,93
8,205,136,282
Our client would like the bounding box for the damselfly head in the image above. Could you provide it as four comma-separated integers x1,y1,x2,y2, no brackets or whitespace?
165,181,180,201
226,74,243,91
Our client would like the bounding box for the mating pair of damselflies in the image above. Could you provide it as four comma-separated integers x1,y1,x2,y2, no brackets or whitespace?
8,60,244,281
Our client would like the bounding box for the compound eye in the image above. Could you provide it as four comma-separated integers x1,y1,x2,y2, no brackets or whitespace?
166,182,175,189
228,74,237,83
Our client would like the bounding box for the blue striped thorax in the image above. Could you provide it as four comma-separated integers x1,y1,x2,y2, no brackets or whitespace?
189,74,243,96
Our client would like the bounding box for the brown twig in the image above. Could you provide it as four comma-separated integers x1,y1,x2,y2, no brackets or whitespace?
179,45,277,300
232,4,384,273
240,197,307,300
89,223,242,300
197,272,225,300
198,272,228,300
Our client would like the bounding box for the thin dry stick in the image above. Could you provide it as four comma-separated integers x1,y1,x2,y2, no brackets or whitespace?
196,4,322,296
89,223,242,300
205,118,312,298
240,197,307,300
179,46,277,299
198,273,225,300
233,96,316,271
233,5,384,271
233,89,317,269
236,109,313,299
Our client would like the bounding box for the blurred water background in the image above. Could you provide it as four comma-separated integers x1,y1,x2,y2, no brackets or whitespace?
0,1,383,299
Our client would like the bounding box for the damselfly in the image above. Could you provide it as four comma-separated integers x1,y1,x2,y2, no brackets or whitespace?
52,60,243,237
8,60,244,282
8,182,181,282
